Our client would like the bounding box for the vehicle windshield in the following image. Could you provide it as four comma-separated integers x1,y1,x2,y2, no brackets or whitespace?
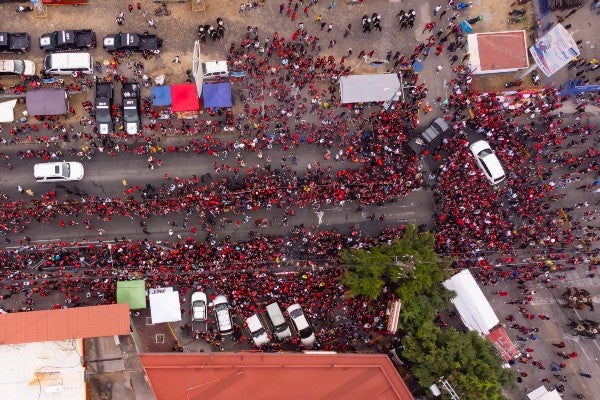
477,148,493,157
13,60,24,74
289,308,303,318
61,163,70,178
299,327,313,339
252,327,266,338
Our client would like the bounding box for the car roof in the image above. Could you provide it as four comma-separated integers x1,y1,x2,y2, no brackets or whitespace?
469,140,491,154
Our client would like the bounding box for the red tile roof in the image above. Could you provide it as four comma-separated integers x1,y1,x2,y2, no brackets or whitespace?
0,304,130,344
141,352,414,400
486,326,520,362
476,31,529,72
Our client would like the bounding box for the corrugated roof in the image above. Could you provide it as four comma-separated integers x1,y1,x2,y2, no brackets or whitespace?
0,304,130,344
141,353,414,400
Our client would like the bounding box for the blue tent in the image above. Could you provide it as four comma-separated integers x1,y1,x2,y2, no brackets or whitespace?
152,86,172,106
202,82,232,109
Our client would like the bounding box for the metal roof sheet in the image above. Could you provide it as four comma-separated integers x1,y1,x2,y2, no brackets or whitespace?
0,304,130,345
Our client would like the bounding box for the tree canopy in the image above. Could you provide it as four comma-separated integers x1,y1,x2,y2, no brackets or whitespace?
402,323,514,400
339,224,514,399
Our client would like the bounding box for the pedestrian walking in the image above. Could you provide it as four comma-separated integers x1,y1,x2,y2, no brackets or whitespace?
434,5,441,16
462,53,470,62
173,55,181,64
148,18,157,29
327,23,333,33
439,10,447,20
450,54,458,64
128,4,133,15
436,65,444,73
328,39,336,48
279,3,284,13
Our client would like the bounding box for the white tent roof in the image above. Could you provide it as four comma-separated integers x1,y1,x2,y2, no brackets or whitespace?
0,99,17,123
149,290,182,324
527,386,562,400
443,269,499,335
339,74,401,104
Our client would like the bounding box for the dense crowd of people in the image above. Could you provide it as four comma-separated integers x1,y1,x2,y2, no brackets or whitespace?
0,2,599,397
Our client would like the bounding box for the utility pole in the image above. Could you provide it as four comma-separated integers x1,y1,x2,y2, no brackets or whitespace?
439,377,460,400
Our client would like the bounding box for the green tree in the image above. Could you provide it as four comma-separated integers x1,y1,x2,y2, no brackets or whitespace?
403,326,514,400
340,224,453,304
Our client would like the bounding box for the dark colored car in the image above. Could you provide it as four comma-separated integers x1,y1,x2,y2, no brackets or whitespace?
95,82,113,135
103,33,163,53
39,30,96,52
122,82,140,135
0,32,30,54
408,117,450,155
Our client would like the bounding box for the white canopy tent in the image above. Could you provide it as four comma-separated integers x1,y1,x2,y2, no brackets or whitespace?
527,386,562,400
149,290,182,324
0,100,17,123
443,269,499,335
339,74,401,104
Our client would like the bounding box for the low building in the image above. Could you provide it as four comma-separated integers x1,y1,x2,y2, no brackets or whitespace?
467,30,529,74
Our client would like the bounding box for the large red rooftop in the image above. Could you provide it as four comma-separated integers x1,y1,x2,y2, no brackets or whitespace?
0,304,130,344
141,352,414,400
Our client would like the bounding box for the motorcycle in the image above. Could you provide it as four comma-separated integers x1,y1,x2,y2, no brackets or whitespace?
508,17,526,24
508,8,526,15
154,3,171,16
468,15,483,24
531,70,540,86
455,2,473,9
16,5,33,12
505,79,523,88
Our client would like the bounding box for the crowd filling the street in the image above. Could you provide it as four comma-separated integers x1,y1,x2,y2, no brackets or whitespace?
1,0,600,399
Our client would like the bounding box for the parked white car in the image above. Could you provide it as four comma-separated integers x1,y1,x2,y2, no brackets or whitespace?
469,140,506,185
212,295,234,335
246,314,270,347
0,59,35,76
286,303,316,347
191,292,208,334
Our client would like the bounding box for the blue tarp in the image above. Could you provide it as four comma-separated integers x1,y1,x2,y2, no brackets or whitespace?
202,82,232,109
152,86,172,106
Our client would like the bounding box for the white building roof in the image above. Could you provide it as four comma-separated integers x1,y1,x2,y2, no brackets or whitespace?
443,269,499,335
0,339,85,400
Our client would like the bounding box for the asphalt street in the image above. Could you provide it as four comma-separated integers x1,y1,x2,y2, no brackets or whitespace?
0,2,599,400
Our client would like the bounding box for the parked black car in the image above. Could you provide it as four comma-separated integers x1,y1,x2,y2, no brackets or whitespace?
103,32,163,53
39,30,96,52
0,32,30,54
122,83,140,135
95,82,113,135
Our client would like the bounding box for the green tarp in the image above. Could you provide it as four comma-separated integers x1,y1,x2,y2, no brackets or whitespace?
116,280,147,310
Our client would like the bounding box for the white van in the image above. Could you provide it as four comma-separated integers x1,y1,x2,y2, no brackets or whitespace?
201,61,229,80
34,161,85,182
266,302,291,340
246,314,270,347
43,52,93,75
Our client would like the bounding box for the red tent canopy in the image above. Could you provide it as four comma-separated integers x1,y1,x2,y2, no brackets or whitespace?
171,84,199,112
